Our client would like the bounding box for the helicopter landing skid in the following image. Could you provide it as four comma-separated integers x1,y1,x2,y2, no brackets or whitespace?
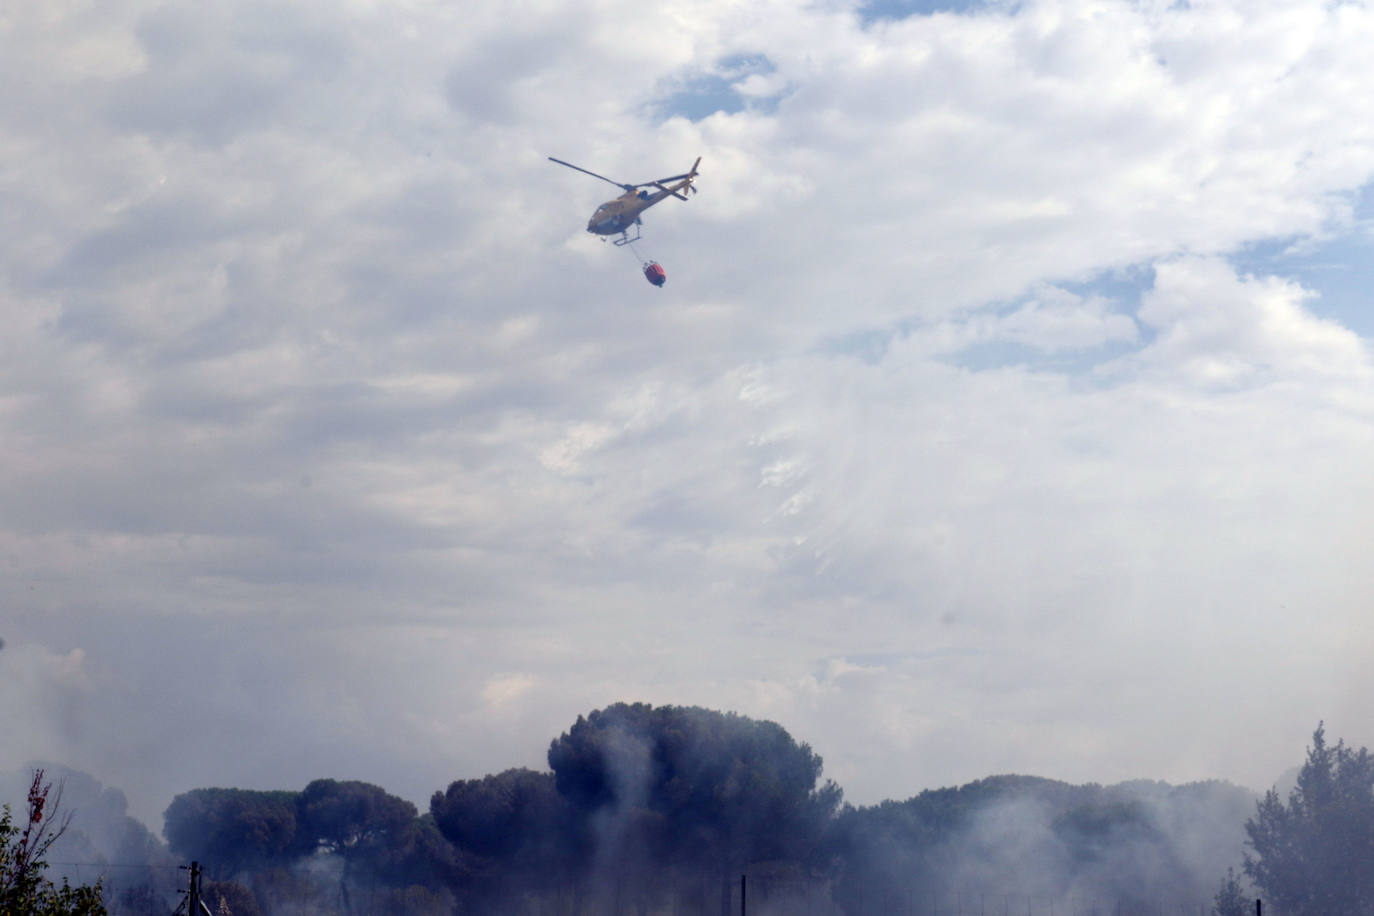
610,218,643,246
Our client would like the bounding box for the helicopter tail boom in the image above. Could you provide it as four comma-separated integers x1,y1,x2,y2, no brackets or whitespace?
654,181,690,201
656,157,702,200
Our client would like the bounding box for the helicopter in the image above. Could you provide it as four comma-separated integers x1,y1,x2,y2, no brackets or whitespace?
548,155,701,247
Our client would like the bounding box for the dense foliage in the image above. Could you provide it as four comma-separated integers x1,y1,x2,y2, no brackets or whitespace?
425,703,842,913
161,781,457,914
1211,867,1249,916
163,788,299,880
824,775,1253,915
545,703,841,871
1244,723,1374,915
0,771,106,916
430,767,577,904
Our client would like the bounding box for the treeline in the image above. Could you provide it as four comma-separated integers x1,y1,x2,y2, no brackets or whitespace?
150,703,1258,915
162,703,842,914
828,775,1254,913
23,704,1363,915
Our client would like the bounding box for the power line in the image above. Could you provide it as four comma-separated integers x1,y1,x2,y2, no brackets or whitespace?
47,862,183,871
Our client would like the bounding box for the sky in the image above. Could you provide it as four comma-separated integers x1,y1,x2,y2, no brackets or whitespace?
3,0,1374,831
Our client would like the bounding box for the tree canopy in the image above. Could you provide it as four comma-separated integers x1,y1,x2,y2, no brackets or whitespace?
295,778,418,859
1212,867,1250,916
431,768,572,868
1244,722,1374,915
163,788,299,880
163,779,457,913
546,702,841,870
824,774,1252,915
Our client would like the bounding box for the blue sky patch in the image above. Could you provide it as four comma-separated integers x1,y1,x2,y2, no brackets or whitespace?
1229,188,1374,338
858,0,986,25
813,262,1153,376
653,54,784,122
950,335,1144,378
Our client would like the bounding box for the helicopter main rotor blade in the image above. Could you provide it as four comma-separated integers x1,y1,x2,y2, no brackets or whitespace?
548,157,634,191
622,171,700,191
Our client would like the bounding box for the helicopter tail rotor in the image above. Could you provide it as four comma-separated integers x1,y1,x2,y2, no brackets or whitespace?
653,157,702,200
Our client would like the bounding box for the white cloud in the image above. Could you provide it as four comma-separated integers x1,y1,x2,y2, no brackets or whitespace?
4,0,1374,825
913,284,1142,355
1131,256,1371,386
481,672,539,707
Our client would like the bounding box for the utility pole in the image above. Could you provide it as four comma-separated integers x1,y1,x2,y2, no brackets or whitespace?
175,861,215,916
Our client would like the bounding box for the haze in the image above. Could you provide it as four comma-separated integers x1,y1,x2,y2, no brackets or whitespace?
3,0,1373,828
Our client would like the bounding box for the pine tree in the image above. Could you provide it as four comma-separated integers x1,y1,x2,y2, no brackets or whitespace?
1244,723,1374,915
1212,866,1249,916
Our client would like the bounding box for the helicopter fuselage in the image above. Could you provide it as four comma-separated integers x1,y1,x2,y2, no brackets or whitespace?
586,191,648,235
586,185,679,236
